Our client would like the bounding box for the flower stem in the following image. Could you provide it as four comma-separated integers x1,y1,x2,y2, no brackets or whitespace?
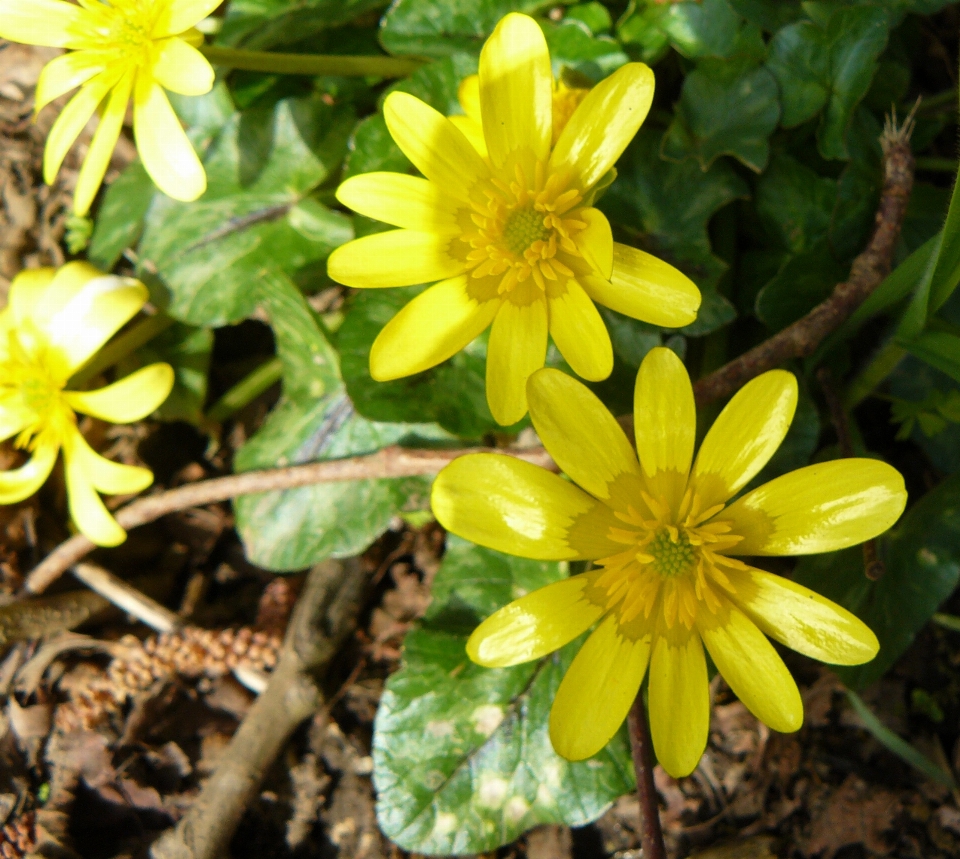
627,691,667,859
70,312,175,387
200,45,423,78
206,356,283,422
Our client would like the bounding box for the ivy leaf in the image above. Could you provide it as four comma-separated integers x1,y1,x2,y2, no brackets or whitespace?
662,54,780,173
794,474,960,690
233,274,452,571
766,5,889,159
373,537,633,854
137,95,354,327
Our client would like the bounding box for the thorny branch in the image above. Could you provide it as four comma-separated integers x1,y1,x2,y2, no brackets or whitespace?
150,558,368,859
692,109,916,408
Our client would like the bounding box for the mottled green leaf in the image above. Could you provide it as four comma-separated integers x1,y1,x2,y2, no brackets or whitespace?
373,537,633,854
89,162,155,271
794,474,960,690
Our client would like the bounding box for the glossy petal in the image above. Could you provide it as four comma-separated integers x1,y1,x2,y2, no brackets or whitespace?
725,459,908,556
550,612,651,760
336,173,460,232
133,77,206,202
448,115,488,158
487,298,548,425
7,267,56,333
527,367,640,503
151,38,215,96
0,398,35,444
0,0,88,48
550,63,654,192
44,73,118,184
0,439,58,504
64,425,153,496
327,230,465,289
467,572,605,667
698,602,803,733
479,12,552,169
582,244,700,328
61,428,129,546
64,364,174,423
691,371,797,510
431,453,624,560
369,277,499,380
384,92,488,203
73,71,132,216
634,347,695,510
648,625,709,778
153,0,222,37
547,278,612,381
458,75,481,122
44,273,148,375
728,566,879,665
574,208,613,279
35,51,105,112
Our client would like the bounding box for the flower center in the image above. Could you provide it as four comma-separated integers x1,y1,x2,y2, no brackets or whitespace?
650,528,696,579
0,333,70,451
458,161,588,295
97,0,161,63
502,206,552,256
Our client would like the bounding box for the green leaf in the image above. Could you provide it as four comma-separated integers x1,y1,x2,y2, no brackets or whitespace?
680,285,737,337
337,287,508,438
728,0,803,32
829,106,883,260
219,0,387,49
661,55,780,173
755,152,836,254
542,19,628,80
902,330,960,385
89,162,155,271
137,95,354,326
564,2,611,34
120,324,213,425
615,2,671,65
373,537,633,854
765,6,889,159
661,0,743,59
233,275,452,571
379,0,548,58
794,474,960,690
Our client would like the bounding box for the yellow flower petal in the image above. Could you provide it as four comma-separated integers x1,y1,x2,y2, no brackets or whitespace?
64,425,153,496
384,92,488,203
724,459,908,556
698,602,803,733
133,77,206,202
486,298,548,425
152,0,222,37
73,71,133,216
370,276,499,380
0,0,88,48
549,612,651,760
45,271,148,375
448,115,488,158
634,347,695,511
581,244,701,328
550,63,654,193
431,453,624,560
479,12,552,170
458,74,481,122
62,428,130,547
34,50,106,113
64,363,174,423
336,173,460,232
728,566,879,666
150,37,215,96
547,278,612,382
44,72,118,185
327,230,465,289
691,370,798,510
648,625,709,778
526,367,640,503
0,439,58,505
574,208,613,280
467,572,605,667
0,398,35,445
7,267,56,332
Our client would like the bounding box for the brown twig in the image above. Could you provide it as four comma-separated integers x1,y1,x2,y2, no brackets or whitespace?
692,108,916,408
817,367,886,581
627,691,667,859
24,445,555,595
149,558,368,859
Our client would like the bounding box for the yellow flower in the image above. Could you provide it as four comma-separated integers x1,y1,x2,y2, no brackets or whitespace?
0,263,174,546
432,348,907,778
0,0,219,215
328,13,701,425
